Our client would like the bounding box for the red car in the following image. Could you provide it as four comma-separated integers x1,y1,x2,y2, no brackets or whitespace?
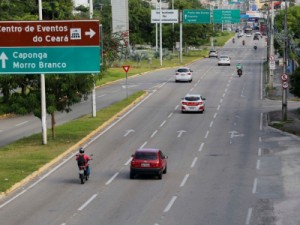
130,148,168,179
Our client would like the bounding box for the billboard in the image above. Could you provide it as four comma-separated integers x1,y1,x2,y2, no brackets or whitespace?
111,0,129,45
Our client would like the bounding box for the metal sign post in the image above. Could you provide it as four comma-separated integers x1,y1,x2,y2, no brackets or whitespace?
123,66,130,98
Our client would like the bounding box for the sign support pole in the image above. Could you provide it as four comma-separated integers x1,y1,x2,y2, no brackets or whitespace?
90,0,96,118
38,0,47,145
179,10,182,64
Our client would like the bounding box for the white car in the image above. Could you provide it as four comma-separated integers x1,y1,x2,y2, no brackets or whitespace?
246,33,252,37
175,67,193,82
237,32,244,38
181,94,206,113
218,55,231,66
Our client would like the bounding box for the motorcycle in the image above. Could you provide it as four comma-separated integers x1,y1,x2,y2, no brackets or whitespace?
237,69,243,77
76,154,92,184
78,165,89,184
242,40,245,46
254,45,257,50
232,38,235,43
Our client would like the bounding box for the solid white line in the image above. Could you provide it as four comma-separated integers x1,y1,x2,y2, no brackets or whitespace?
16,121,29,126
246,208,253,225
105,172,119,185
164,196,177,213
252,178,257,194
124,157,132,166
78,194,97,211
256,160,260,170
258,148,262,157
205,130,209,139
190,157,198,168
151,130,158,138
180,174,190,187
160,120,166,127
260,113,263,130
168,112,173,118
214,112,218,118
209,121,213,127
140,141,147,149
199,142,204,152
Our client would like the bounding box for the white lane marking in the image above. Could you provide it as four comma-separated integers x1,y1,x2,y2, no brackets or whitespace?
190,157,198,168
168,112,173,118
246,208,253,225
164,196,177,213
190,87,194,92
97,94,106,98
222,93,226,98
194,83,197,87
160,120,166,127
16,121,29,127
205,130,209,139
124,129,135,137
225,88,228,92
252,178,257,194
258,148,262,157
209,121,213,127
140,141,147,149
260,113,263,130
259,137,262,142
151,130,158,138
220,99,223,104
105,172,119,185
177,130,186,138
217,105,221,111
214,112,218,119
198,142,204,152
256,160,260,170
78,194,98,211
124,157,132,166
180,174,190,187
175,105,179,110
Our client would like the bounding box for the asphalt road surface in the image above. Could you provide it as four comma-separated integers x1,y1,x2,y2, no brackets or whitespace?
1,37,298,225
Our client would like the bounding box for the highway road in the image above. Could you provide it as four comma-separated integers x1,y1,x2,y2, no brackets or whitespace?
0,37,289,225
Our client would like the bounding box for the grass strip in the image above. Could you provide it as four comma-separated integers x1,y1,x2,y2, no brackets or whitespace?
0,91,145,193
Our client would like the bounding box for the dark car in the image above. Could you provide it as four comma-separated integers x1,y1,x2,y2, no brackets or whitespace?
130,148,168,179
253,35,259,40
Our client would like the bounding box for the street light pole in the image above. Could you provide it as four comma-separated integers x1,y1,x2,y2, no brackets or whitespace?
89,0,96,118
282,0,288,121
159,0,163,66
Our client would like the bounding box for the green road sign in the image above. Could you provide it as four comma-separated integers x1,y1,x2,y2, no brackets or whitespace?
183,10,211,24
0,46,100,74
213,9,240,24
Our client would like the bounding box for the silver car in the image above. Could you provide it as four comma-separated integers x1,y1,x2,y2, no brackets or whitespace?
175,67,193,82
218,55,231,66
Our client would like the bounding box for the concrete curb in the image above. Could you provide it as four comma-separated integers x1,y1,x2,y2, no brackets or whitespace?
0,92,148,200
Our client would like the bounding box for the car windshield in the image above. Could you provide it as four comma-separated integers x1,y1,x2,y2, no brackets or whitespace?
135,152,157,160
185,96,200,101
177,68,189,72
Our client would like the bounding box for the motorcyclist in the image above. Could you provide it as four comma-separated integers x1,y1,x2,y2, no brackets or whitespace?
76,148,92,176
236,62,243,70
236,62,243,76
254,43,257,50
242,40,245,46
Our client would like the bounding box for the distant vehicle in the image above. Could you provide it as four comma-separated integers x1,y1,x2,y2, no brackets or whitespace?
246,33,251,37
130,148,168,179
218,55,231,66
181,94,206,113
237,33,244,38
253,35,259,40
175,67,193,82
209,49,218,58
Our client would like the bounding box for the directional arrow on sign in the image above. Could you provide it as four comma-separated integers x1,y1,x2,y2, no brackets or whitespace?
85,28,96,38
0,52,8,68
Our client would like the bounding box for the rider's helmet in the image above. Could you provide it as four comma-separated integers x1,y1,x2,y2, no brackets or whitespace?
79,147,85,154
